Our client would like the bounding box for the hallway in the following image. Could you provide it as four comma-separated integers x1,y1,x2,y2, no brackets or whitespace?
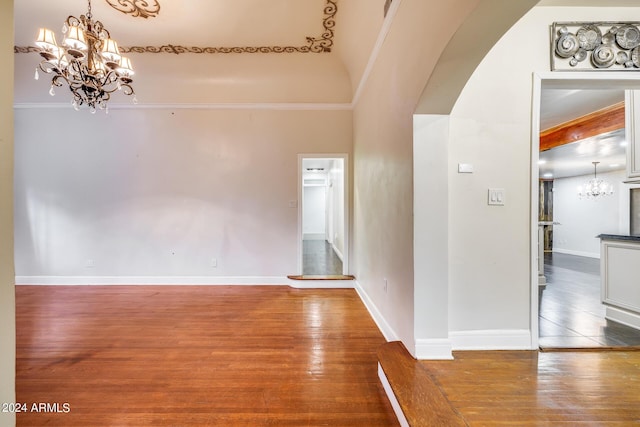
539,252,640,349
303,240,343,275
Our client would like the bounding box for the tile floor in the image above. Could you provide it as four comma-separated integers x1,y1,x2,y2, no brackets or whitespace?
302,239,343,275
539,252,640,348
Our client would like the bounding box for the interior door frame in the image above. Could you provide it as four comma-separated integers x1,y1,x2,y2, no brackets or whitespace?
530,72,640,349
298,153,349,276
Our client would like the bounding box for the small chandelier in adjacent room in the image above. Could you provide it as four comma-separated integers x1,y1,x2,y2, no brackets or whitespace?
34,0,136,112
577,161,614,200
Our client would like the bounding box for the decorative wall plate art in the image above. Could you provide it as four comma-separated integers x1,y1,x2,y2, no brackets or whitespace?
551,22,640,71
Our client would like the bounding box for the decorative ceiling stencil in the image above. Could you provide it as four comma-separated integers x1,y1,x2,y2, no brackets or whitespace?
121,0,337,54
106,0,161,19
14,0,337,55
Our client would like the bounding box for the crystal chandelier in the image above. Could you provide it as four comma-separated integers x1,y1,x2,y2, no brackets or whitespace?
577,161,614,200
34,0,136,113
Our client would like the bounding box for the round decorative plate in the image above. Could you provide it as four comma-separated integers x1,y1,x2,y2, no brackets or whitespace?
556,32,579,58
576,25,602,51
616,25,640,49
617,51,629,65
632,46,640,68
574,48,588,62
591,45,616,68
602,32,615,45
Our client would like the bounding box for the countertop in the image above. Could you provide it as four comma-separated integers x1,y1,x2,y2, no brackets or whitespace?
598,234,640,242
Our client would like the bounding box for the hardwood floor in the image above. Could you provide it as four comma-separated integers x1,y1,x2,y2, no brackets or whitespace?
16,286,397,426
380,341,640,426
539,252,640,349
303,240,343,275
421,349,640,425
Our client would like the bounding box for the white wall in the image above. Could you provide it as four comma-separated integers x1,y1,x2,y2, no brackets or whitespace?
303,185,326,239
329,159,345,258
413,115,451,358
351,0,482,352
445,5,640,340
553,169,627,258
14,108,352,282
1,0,15,424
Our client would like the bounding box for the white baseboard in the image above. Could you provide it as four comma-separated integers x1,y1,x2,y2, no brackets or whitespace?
354,281,398,342
331,242,344,262
605,306,640,331
450,329,533,350
14,275,353,288
415,338,453,360
553,248,600,259
378,363,409,427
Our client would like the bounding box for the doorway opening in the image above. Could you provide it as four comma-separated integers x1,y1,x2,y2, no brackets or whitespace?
531,74,640,350
296,154,349,278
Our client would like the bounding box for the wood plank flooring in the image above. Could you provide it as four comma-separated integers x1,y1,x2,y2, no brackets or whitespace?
539,252,640,348
15,285,397,426
421,349,640,425
379,341,640,426
378,342,466,427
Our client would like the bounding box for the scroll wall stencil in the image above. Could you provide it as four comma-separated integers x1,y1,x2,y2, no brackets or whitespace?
106,0,161,19
15,0,337,55
552,22,640,71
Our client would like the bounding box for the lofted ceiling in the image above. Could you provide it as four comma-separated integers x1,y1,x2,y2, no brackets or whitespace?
14,0,335,52
13,0,373,105
11,1,634,181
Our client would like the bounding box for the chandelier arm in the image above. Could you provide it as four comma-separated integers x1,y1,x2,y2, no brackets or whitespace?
120,83,134,96
95,72,125,94
51,74,69,88
38,61,59,75
66,16,82,29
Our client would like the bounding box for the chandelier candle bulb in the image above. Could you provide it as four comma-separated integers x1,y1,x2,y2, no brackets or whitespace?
33,0,136,111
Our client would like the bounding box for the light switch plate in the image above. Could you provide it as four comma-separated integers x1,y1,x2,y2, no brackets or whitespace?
458,163,474,173
488,188,505,206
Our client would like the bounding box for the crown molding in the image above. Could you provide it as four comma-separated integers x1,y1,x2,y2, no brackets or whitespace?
13,102,354,111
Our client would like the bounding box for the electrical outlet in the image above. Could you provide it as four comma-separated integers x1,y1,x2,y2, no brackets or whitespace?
85,259,95,268
211,258,217,268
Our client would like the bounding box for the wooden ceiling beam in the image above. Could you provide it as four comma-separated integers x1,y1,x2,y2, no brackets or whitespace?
540,102,625,152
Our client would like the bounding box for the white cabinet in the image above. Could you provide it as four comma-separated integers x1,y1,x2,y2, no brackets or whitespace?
600,236,640,330
626,90,640,181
